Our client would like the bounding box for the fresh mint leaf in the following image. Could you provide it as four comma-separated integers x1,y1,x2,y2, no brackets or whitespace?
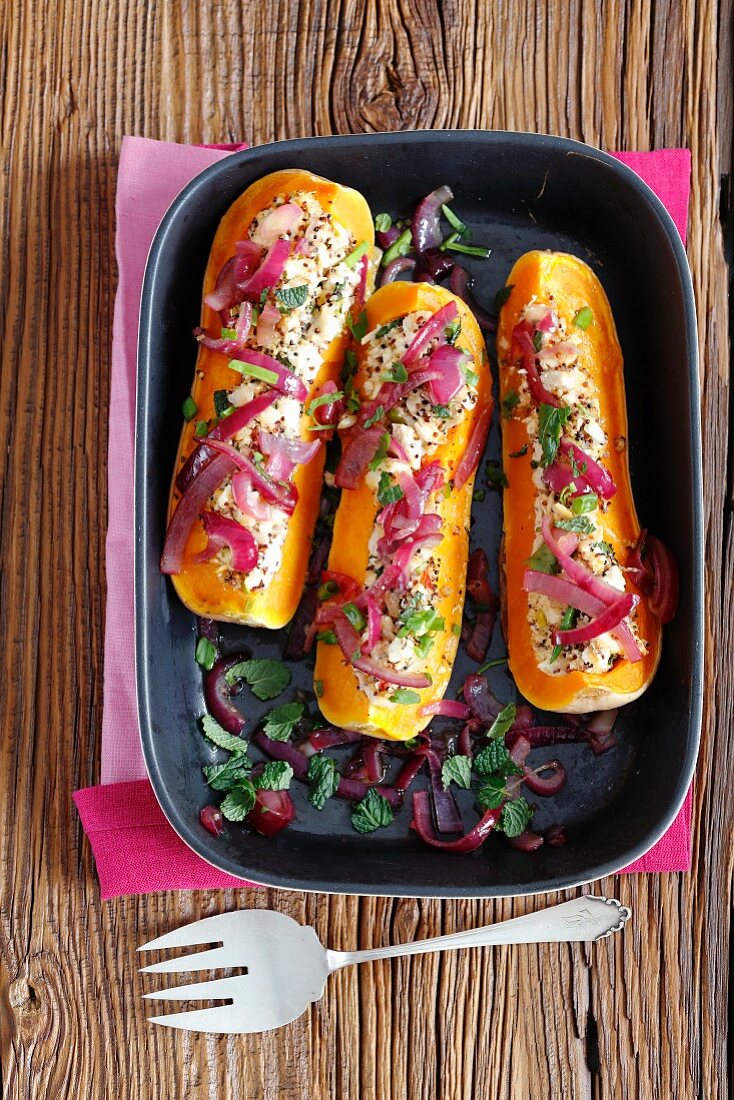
203,757,252,790
388,688,421,705
254,761,294,791
445,318,462,344
550,606,578,663
351,788,394,834
432,404,452,419
374,212,392,233
375,318,403,339
461,362,479,388
383,361,408,383
554,516,594,534
475,775,506,810
262,701,305,741
225,658,291,701
377,471,404,506
474,741,510,776
485,461,508,489
220,781,257,822
594,540,614,556
348,310,368,342
499,797,533,837
195,637,217,671
487,702,517,741
307,755,340,810
307,390,344,417
537,404,571,467
275,284,309,311
363,405,385,430
201,714,248,754
532,330,544,352
441,755,472,790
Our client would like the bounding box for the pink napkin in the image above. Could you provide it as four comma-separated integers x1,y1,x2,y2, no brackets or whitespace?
74,138,693,898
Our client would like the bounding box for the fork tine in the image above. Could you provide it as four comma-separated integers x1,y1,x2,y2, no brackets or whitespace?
138,913,239,952
139,945,242,974
143,974,244,1002
147,1005,259,1034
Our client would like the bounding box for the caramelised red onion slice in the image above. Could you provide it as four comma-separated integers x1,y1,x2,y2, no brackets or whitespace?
414,247,455,283
238,238,291,299
161,453,238,575
454,405,492,490
419,699,471,719
205,656,248,735
523,760,567,797
628,532,679,624
558,439,616,500
402,301,458,365
236,301,253,343
309,727,362,751
193,512,259,573
231,470,278,521
377,224,400,249
523,569,607,618
379,256,416,286
233,240,265,286
356,254,369,307
247,789,295,836
176,391,280,496
506,829,545,852
427,344,466,405
193,326,242,357
462,673,504,723
426,749,463,833
334,426,385,489
259,430,320,481
204,256,241,315
449,265,497,333
411,790,504,852
205,437,297,514
412,184,454,253
331,612,431,689
512,324,560,407
365,594,381,648
542,460,591,498
553,593,638,646
387,435,410,463
250,202,303,247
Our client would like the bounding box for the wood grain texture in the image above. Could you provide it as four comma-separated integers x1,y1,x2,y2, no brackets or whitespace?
0,1,731,1097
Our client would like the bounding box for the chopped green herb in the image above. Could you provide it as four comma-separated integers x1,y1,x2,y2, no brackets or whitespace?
493,285,514,312
343,348,358,377
525,543,560,575
254,761,293,791
348,310,369,342
488,702,517,741
182,396,198,421
342,602,367,633
220,782,257,822
374,212,392,233
432,404,452,419
351,788,394,834
375,317,404,339
388,688,421,705
550,606,578,663
225,658,291,701
398,606,444,638
307,755,340,810
451,623,462,636
413,636,435,660
501,389,520,419
509,444,528,458
485,461,508,489
213,390,233,419
569,452,588,477
383,361,409,383
475,656,509,675
201,714,248,755
195,636,217,671
473,487,486,503
571,492,599,515
444,318,462,344
344,241,369,269
307,390,344,418
499,797,533,837
377,471,404,506
262,701,305,742
203,756,252,791
316,629,338,645
194,419,209,438
314,678,324,698
363,405,385,430
594,540,614,556
318,580,340,601
259,288,269,307
368,432,391,471
381,227,412,268
554,515,595,534
220,327,237,340
441,203,468,236
442,754,472,790
537,404,571,467
461,362,479,388
532,330,544,352
573,306,594,330
230,359,279,385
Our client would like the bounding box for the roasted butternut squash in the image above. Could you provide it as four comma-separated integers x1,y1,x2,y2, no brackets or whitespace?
496,250,661,713
163,169,375,628
314,282,492,740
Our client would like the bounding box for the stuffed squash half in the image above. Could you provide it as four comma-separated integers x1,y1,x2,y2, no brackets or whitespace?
496,250,662,713
313,282,492,741
161,169,375,628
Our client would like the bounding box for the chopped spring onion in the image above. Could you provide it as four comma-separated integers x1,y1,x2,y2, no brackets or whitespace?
220,327,237,340
194,420,209,438
441,204,468,236
195,637,217,671
381,228,412,268
182,396,198,421
374,213,392,233
344,241,369,269
441,234,491,259
230,360,279,385
573,306,594,330
571,492,599,515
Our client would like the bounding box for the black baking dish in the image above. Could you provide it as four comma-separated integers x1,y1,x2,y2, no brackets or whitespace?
135,131,701,897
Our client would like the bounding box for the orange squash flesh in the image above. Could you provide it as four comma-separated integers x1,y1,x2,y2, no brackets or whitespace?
167,169,375,629
314,282,492,740
497,250,661,713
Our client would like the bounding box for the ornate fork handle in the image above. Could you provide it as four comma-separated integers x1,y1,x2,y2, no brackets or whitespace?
327,895,631,971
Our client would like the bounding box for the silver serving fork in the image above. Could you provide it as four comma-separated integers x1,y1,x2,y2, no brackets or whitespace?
139,894,630,1034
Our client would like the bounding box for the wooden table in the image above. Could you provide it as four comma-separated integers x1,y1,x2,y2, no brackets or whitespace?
1,2,731,1097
